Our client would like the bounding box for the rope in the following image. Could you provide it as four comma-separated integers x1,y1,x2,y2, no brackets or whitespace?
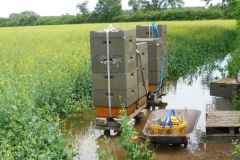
136,49,148,96
104,24,117,117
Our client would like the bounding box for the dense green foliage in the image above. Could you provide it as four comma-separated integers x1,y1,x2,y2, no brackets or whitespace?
167,21,237,78
0,7,235,27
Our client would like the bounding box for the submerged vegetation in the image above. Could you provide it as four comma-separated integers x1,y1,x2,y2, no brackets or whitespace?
0,20,238,158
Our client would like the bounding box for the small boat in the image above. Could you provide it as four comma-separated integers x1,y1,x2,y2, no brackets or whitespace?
142,109,201,148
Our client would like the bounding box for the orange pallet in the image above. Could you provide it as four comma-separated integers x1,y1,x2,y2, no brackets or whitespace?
96,102,137,118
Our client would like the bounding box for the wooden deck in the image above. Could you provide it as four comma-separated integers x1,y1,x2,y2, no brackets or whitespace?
206,111,240,136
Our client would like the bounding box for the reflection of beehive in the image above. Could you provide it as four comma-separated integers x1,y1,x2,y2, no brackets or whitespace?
90,28,139,112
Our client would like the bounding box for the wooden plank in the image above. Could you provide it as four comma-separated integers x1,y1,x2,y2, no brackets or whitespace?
137,95,146,108
208,111,240,115
206,124,240,127
206,111,240,125
207,117,240,120
208,113,240,117
206,119,240,123
207,116,240,120
96,102,137,118
128,104,147,120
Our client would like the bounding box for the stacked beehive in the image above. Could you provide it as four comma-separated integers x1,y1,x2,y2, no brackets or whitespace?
90,28,139,118
210,78,240,110
136,24,168,95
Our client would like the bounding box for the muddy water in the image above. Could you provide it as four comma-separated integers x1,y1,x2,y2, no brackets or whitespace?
69,55,238,160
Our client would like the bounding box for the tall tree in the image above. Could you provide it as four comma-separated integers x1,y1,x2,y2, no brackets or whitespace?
143,0,184,11
128,0,144,12
167,0,185,8
228,0,240,22
201,0,230,7
94,0,123,22
9,13,21,19
76,0,90,15
17,11,40,26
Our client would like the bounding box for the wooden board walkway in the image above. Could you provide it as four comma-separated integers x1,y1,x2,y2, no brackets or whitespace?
206,111,240,136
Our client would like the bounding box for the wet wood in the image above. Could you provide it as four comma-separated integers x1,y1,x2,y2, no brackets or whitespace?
128,104,146,120
206,111,240,136
212,78,237,83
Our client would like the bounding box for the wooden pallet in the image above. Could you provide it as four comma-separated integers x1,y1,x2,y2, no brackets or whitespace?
96,102,137,118
206,111,240,136
95,104,147,130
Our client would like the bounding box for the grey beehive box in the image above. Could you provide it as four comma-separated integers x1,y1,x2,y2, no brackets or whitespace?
136,24,167,42
91,53,136,73
210,78,240,98
148,57,163,71
149,59,168,84
148,42,163,58
92,84,138,107
92,68,138,90
136,42,148,66
90,29,136,55
137,63,148,83
163,42,168,55
138,79,149,98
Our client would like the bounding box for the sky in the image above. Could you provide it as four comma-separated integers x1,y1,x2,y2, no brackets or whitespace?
0,0,222,18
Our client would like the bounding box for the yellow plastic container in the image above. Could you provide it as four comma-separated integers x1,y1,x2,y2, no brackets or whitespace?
151,121,188,135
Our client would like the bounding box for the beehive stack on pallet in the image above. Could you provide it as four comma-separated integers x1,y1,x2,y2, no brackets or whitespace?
210,78,240,111
90,29,139,119
206,78,240,139
136,24,168,104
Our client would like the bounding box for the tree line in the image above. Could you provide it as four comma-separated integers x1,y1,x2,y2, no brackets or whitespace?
0,0,236,27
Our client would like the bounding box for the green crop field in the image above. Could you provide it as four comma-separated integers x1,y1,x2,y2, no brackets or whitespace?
0,20,238,159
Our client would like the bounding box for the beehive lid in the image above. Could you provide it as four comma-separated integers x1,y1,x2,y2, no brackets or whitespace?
90,28,135,38
212,78,237,84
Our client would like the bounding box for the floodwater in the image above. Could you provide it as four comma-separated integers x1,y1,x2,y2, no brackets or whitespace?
68,54,239,160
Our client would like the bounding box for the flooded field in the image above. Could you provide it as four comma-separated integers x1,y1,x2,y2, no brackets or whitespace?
68,55,239,160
